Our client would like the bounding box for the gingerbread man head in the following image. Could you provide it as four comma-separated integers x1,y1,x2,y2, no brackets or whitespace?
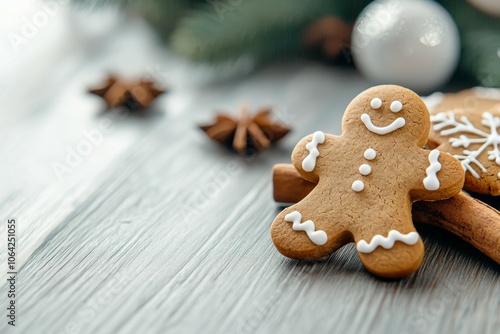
271,85,464,278
343,85,431,146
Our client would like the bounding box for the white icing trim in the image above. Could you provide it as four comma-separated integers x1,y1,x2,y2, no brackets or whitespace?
361,114,406,135
431,111,500,179
357,230,420,253
390,100,402,113
422,92,444,112
473,87,500,101
284,211,327,246
423,149,442,191
371,97,382,109
302,131,325,172
352,180,365,192
364,148,377,160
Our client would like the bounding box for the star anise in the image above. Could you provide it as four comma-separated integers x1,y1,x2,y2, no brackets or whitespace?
302,16,353,58
89,75,166,111
200,104,291,154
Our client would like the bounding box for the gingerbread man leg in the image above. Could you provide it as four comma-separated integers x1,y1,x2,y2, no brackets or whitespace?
354,229,425,278
357,240,425,278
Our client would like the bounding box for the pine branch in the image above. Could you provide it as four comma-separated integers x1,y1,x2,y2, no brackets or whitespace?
462,30,500,87
170,0,368,63
71,0,202,36
141,0,200,38
438,0,500,87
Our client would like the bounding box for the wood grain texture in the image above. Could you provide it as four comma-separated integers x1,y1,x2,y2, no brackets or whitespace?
0,15,499,334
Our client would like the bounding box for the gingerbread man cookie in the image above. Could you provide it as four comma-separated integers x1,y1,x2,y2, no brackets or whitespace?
426,87,500,195
271,85,465,278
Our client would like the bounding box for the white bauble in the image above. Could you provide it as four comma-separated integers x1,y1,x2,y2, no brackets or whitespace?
352,0,460,92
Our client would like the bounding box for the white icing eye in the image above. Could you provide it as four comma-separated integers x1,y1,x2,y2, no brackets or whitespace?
370,98,383,109
390,100,403,112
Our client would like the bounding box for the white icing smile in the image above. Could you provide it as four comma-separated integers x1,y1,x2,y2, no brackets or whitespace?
357,230,420,253
361,113,406,135
285,211,327,246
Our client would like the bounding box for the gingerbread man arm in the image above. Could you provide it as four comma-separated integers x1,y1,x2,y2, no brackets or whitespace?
409,149,465,201
291,131,335,183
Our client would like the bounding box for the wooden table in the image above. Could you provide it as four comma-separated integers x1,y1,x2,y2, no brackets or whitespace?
0,10,498,334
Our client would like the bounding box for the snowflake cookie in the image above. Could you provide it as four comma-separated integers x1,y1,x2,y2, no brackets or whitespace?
271,85,464,278
426,87,500,195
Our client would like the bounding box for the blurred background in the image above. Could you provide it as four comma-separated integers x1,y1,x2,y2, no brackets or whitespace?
1,0,500,208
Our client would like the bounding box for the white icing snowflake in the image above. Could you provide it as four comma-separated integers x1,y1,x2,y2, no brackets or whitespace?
431,111,500,178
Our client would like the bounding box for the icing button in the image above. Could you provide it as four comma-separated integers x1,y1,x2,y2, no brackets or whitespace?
352,180,365,192
364,148,377,160
359,164,372,176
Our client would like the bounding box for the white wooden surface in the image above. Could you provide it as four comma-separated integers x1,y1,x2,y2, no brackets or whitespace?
0,3,499,334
